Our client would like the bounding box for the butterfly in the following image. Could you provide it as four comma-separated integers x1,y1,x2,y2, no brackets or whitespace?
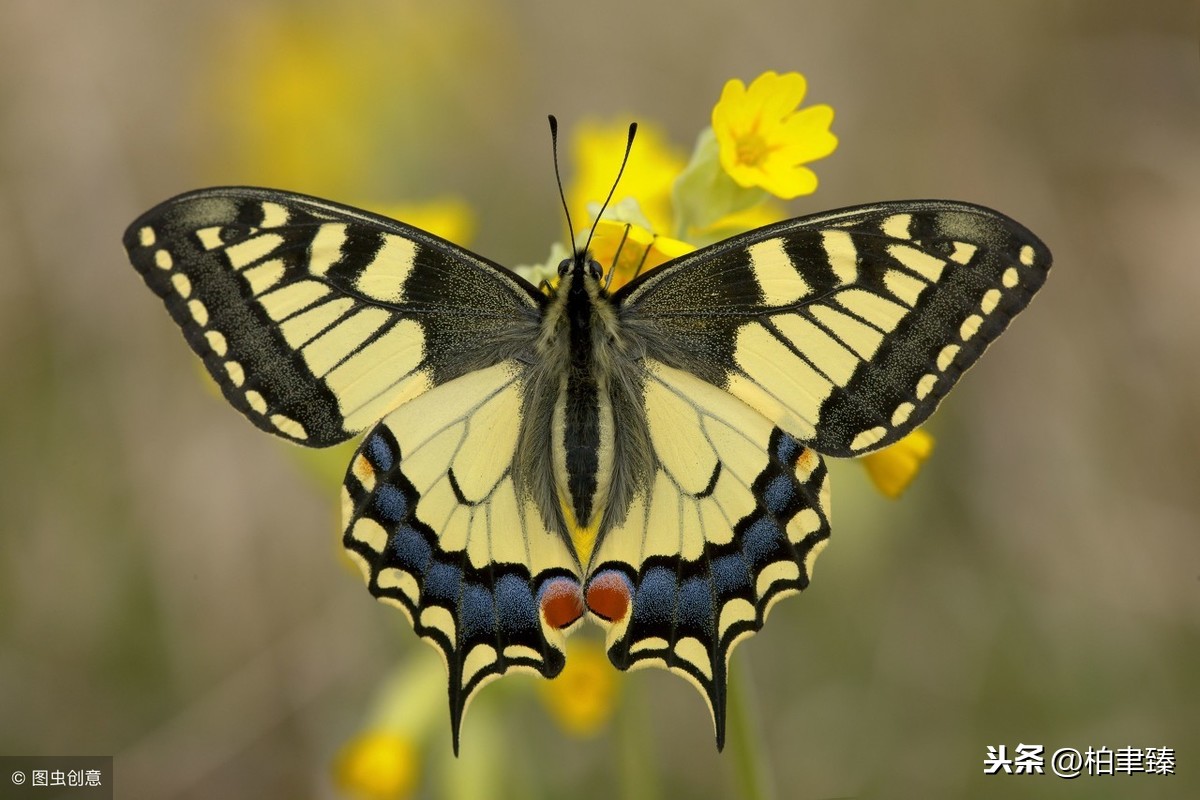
124,141,1050,752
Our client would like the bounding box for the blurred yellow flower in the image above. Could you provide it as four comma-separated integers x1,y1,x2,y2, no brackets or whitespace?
538,637,618,737
371,198,477,246
569,121,686,236
200,5,506,196
861,428,935,499
335,731,418,800
711,71,838,199
589,219,694,291
205,10,369,192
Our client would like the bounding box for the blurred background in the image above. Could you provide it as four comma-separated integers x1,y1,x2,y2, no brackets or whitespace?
1,0,1197,798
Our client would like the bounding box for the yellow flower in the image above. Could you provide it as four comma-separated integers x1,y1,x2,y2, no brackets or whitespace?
537,637,618,736
335,731,418,800
861,429,935,499
569,121,686,236
589,219,694,291
199,5,507,196
711,71,838,199
202,10,370,192
370,198,476,245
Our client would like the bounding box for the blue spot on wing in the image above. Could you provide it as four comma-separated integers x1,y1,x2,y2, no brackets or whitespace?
741,517,786,566
762,475,795,516
366,433,395,471
677,577,714,631
774,432,801,464
494,573,538,636
711,554,751,596
459,583,496,641
374,484,408,523
632,567,677,626
389,525,432,572
422,561,463,605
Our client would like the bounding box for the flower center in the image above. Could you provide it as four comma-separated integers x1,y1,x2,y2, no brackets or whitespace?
735,132,769,167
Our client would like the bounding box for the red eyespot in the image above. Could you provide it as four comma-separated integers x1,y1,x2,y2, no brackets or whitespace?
585,570,633,623
538,577,584,629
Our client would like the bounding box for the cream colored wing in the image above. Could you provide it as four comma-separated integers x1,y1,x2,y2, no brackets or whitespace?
341,361,582,753
582,361,830,749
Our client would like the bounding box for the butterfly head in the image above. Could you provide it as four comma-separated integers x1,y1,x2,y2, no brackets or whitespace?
556,253,605,296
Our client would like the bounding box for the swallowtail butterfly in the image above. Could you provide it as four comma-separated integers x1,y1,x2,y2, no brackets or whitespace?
125,129,1049,751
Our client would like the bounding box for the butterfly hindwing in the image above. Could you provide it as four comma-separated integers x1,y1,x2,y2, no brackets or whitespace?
584,362,830,748
341,361,583,752
615,200,1051,456
124,187,544,447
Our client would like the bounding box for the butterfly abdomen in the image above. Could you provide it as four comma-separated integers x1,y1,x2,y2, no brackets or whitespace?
562,272,603,531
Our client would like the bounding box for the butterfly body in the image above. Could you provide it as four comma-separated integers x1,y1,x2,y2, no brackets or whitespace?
526,253,663,570
125,187,1049,751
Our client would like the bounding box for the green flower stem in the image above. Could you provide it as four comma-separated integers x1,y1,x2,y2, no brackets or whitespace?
617,677,663,800
726,659,776,800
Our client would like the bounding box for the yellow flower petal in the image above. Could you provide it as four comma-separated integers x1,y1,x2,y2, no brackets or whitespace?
713,78,747,123
755,162,820,199
749,71,807,122
775,106,838,162
711,71,838,200
861,429,935,499
335,731,418,800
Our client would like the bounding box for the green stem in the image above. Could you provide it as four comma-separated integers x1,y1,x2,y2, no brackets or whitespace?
617,676,662,800
726,658,776,800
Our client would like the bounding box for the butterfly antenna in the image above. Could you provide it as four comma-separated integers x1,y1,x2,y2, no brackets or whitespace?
548,115,578,258
602,222,633,292
581,122,638,259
